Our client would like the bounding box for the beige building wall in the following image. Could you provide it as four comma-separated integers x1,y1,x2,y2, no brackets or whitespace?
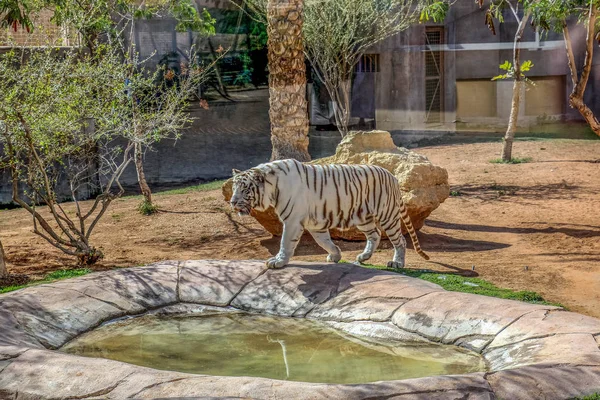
525,76,566,116
456,76,566,127
456,80,497,119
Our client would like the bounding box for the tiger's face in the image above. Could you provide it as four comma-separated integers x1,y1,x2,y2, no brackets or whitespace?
230,168,265,216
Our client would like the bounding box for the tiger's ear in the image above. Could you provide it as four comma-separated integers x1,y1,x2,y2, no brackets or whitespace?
232,169,241,176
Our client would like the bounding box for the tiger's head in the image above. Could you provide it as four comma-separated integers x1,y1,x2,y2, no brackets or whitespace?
230,168,266,216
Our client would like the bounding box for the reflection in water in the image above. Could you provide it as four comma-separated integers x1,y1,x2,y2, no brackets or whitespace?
62,313,486,384
267,336,290,379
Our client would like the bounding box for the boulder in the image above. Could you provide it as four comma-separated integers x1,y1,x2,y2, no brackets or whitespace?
222,130,449,240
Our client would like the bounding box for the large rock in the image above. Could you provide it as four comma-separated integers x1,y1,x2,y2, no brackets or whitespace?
223,130,449,240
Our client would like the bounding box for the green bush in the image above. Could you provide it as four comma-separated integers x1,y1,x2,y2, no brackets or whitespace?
138,200,160,216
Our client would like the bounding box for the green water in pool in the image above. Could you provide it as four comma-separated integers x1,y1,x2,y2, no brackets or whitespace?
62,313,486,384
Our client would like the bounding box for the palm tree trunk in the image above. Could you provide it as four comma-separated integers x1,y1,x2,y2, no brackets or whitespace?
134,142,153,206
267,0,311,162
501,11,530,162
0,240,7,278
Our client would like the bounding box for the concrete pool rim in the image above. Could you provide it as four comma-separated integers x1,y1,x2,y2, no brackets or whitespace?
0,260,599,399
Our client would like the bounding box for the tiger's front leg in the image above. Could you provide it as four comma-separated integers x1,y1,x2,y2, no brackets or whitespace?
266,221,304,269
308,230,342,263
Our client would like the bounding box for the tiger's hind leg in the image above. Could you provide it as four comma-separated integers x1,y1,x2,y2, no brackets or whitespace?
355,220,381,264
308,230,342,263
381,217,407,269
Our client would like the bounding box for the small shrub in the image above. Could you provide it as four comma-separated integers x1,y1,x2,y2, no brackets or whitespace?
77,250,104,266
450,190,462,197
138,200,159,216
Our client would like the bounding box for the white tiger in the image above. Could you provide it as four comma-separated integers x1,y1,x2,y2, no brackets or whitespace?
230,159,430,269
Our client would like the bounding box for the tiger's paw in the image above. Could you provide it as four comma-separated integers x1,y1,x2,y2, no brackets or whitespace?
266,257,287,269
356,252,372,264
327,253,342,263
387,261,404,269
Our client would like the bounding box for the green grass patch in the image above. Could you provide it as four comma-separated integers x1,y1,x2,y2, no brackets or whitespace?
573,395,600,400
489,157,533,164
155,180,227,196
359,263,563,308
0,268,92,294
517,122,600,140
44,268,91,280
122,180,227,200
0,283,32,294
449,190,462,197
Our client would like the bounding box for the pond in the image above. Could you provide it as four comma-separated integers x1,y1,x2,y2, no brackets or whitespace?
62,312,486,384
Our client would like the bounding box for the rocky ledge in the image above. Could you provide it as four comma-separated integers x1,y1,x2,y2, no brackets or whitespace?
1,260,599,399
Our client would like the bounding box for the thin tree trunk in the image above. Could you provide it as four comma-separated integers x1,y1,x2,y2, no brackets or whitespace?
0,240,7,278
502,79,523,161
501,11,531,162
332,80,351,137
85,118,102,198
134,142,152,206
563,6,600,138
267,0,311,162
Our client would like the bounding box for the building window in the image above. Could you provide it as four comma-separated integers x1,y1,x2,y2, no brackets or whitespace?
356,54,379,73
425,27,444,123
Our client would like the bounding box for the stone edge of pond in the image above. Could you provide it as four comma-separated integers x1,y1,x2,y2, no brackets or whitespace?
0,260,598,399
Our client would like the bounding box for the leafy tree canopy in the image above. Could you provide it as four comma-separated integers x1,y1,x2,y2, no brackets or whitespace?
523,0,600,32
0,0,34,31
1,0,215,50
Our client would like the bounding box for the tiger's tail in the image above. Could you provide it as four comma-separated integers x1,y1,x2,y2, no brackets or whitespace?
398,196,430,261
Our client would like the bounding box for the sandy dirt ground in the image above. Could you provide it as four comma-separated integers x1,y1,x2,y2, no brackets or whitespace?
1,138,599,317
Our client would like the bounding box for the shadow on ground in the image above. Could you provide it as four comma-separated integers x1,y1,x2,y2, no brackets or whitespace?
426,220,600,239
